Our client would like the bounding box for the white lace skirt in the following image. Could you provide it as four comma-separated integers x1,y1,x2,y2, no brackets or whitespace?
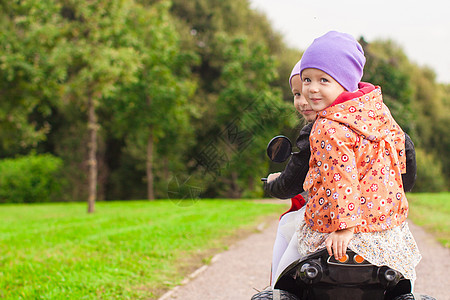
295,210,422,280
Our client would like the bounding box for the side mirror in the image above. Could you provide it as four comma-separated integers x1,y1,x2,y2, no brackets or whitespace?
266,135,293,163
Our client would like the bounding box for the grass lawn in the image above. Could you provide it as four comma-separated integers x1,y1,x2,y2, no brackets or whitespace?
407,192,450,248
0,200,286,299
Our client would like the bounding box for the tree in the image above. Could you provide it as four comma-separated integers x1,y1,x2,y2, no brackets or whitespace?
409,67,450,188
162,0,295,198
212,35,296,198
361,38,449,190
111,1,197,200
0,0,63,157
54,0,140,212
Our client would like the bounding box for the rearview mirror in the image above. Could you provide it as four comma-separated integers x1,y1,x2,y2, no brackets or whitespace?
266,135,292,163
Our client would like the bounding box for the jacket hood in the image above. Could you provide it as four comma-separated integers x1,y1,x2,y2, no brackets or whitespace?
317,82,398,143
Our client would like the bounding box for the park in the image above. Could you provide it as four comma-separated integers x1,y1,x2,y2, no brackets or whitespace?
1,1,449,299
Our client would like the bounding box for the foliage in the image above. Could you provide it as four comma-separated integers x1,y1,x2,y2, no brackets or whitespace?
413,149,447,192
210,35,296,197
409,68,450,187
54,0,143,210
0,154,63,203
361,39,414,135
54,0,141,101
0,0,448,201
408,193,450,248
0,200,286,299
109,1,198,199
0,0,63,155
361,38,449,191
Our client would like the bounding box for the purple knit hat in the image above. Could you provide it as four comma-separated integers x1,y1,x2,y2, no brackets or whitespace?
300,31,366,92
289,60,301,88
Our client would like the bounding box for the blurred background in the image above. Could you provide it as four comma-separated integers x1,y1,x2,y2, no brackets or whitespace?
0,0,448,207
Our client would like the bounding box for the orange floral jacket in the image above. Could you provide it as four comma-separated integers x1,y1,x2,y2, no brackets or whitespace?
303,83,408,233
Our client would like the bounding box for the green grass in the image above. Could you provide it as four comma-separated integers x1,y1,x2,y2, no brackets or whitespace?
0,200,286,299
408,192,450,248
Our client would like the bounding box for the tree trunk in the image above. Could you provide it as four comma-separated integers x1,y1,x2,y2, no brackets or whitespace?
229,171,241,198
248,175,254,192
147,127,155,200
87,96,98,213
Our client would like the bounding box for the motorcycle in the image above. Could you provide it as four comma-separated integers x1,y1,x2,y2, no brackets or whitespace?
255,136,435,300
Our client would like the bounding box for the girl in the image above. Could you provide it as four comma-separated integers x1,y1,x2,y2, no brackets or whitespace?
296,31,420,283
267,60,315,284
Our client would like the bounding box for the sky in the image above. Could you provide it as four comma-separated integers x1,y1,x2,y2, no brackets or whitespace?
249,0,450,84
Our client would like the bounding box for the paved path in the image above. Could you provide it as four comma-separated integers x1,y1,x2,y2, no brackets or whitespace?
160,219,449,300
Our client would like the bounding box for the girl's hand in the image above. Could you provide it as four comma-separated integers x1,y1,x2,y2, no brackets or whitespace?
267,172,281,183
325,227,355,260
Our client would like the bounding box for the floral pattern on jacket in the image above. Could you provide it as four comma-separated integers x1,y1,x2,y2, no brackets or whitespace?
303,83,408,233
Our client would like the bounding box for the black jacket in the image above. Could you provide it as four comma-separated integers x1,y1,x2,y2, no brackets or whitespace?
265,123,417,199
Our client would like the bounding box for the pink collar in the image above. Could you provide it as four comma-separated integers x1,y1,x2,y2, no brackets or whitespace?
330,82,376,107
